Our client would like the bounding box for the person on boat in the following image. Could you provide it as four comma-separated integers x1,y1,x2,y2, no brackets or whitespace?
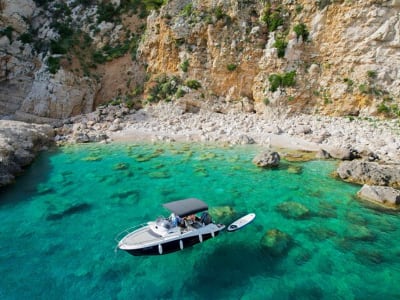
170,213,181,227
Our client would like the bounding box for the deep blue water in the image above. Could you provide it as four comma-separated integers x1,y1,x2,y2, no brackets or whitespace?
0,143,399,299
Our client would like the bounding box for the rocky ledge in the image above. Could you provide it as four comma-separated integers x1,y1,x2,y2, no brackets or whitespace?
357,185,400,210
0,120,54,188
337,161,400,188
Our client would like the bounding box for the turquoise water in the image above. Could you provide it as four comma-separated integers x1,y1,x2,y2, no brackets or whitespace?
1,143,399,299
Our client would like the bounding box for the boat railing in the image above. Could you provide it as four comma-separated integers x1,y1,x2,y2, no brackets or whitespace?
114,223,148,243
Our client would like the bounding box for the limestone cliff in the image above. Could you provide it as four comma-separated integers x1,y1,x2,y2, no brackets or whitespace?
1,0,400,120
139,0,400,117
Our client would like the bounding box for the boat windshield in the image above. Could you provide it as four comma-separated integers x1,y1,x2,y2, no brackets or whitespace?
155,217,172,229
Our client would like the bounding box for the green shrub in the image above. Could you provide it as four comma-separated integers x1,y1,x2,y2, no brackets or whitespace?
367,70,377,79
214,6,225,20
92,50,107,64
97,2,118,23
19,32,33,44
295,5,303,14
274,38,287,58
181,3,193,17
175,87,186,98
47,56,60,74
0,26,13,41
185,79,201,89
261,5,285,32
268,71,296,92
282,71,296,87
147,74,181,102
358,83,369,94
377,103,390,114
180,59,189,72
227,63,237,71
268,74,282,92
293,23,309,41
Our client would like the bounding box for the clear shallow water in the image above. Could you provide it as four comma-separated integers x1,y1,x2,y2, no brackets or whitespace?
0,143,399,299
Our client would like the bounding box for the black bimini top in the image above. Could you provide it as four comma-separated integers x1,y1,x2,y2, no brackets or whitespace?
163,198,208,217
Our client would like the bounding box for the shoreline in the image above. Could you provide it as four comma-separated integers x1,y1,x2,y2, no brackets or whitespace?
2,102,400,208
73,102,400,164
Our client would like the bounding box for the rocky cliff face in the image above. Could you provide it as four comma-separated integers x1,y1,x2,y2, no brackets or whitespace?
0,0,145,122
1,0,400,120
0,120,54,187
139,0,400,117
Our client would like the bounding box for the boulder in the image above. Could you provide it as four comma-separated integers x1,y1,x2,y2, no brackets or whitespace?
337,161,400,188
322,145,359,160
234,134,255,145
357,184,400,208
260,229,292,256
252,150,280,168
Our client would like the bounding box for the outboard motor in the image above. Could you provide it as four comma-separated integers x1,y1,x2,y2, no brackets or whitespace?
200,212,212,225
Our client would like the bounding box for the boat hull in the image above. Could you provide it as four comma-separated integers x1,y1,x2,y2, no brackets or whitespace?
124,231,220,256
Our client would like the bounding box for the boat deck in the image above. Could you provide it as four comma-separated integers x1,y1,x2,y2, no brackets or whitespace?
120,226,162,247
119,221,207,249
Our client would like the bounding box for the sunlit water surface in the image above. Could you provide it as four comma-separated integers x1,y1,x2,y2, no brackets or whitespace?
1,143,399,299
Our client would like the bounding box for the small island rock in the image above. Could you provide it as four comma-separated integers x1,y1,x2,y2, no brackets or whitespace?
252,150,280,168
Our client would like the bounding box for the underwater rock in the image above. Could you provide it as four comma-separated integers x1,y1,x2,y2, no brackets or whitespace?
113,162,130,171
82,156,102,162
357,184,400,209
135,149,164,162
305,226,336,242
198,152,217,161
345,224,375,242
194,166,208,177
112,189,140,204
46,203,91,221
314,201,337,218
209,206,235,222
282,151,316,162
355,249,385,266
252,150,280,168
292,247,313,266
287,165,303,174
260,229,292,256
276,201,310,220
148,171,170,178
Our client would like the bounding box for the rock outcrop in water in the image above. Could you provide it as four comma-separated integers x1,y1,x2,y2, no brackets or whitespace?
252,150,280,168
357,184,400,209
0,120,54,187
337,161,400,188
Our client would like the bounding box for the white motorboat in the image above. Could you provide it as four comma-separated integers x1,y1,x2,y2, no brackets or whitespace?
116,198,225,256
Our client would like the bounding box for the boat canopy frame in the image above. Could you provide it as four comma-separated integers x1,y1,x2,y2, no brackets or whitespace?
163,198,208,217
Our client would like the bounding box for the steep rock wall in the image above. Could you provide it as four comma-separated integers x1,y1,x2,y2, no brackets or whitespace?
139,0,400,116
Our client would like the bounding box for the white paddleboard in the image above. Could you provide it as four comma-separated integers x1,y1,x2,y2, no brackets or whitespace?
227,213,256,232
